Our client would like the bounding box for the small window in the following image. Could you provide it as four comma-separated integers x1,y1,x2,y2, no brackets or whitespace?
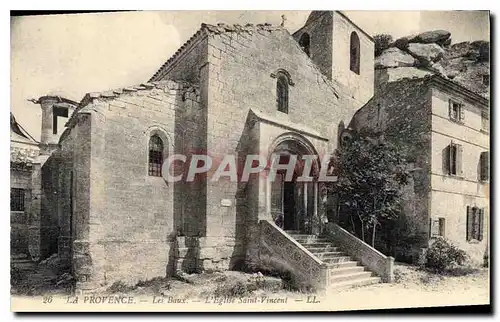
466,206,485,242
481,111,489,132
349,32,360,74
480,151,489,182
445,141,463,176
482,74,490,86
277,75,289,113
299,33,311,57
430,217,446,238
148,135,164,177
11,188,25,212
52,106,69,135
448,100,464,122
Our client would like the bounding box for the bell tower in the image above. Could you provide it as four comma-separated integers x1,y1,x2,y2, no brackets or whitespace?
293,11,375,110
33,96,78,155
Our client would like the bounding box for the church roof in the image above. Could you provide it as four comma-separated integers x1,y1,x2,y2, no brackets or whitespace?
10,112,39,166
149,22,286,82
10,112,37,144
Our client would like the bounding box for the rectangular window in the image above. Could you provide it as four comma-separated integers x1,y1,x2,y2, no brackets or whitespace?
466,206,484,242
449,100,464,122
430,217,446,238
446,141,463,176
481,111,489,132
10,188,25,212
480,151,489,182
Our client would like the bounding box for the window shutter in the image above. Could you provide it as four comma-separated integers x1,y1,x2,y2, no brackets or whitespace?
448,100,453,118
478,209,484,241
480,151,489,181
439,218,446,237
457,144,464,176
430,218,440,237
466,206,473,241
448,141,454,175
460,105,465,121
443,144,450,174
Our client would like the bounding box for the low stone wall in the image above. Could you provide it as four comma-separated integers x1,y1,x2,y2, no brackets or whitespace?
172,236,243,274
258,220,329,291
325,223,394,282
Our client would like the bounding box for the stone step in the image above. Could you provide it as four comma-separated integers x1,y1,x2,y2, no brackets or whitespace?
326,261,360,269
329,276,381,290
328,265,366,276
305,245,340,253
294,238,330,244
313,251,347,259
284,230,303,235
322,256,353,264
329,271,374,284
302,242,334,248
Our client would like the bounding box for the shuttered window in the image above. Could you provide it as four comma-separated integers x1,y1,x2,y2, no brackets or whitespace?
481,111,489,132
444,141,463,176
466,206,485,242
430,217,446,238
449,99,464,122
480,151,489,181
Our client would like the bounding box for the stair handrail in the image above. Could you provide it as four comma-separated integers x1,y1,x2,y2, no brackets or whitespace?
324,222,394,282
259,219,329,290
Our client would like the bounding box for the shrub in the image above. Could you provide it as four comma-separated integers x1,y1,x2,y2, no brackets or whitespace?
213,280,251,298
374,34,393,56
423,238,467,273
107,281,136,293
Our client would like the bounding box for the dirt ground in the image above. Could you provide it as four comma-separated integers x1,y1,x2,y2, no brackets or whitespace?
11,261,490,311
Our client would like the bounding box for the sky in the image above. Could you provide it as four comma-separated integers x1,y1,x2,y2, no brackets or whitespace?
10,10,490,140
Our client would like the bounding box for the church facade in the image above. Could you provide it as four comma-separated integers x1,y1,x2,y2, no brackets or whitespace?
25,11,376,291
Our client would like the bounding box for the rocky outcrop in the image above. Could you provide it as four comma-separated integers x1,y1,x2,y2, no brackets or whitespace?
375,47,417,68
407,43,445,66
375,29,489,99
410,30,451,45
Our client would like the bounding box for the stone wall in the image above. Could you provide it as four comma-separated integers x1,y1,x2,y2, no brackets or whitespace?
350,78,433,257
203,25,356,268
429,86,489,264
54,81,204,290
331,12,375,110
10,168,32,255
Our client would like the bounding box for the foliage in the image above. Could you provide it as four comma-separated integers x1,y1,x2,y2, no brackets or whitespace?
377,211,428,262
329,134,410,247
472,41,490,63
423,237,467,273
107,281,136,293
374,34,394,57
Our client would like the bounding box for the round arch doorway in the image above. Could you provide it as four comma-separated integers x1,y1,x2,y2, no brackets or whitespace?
268,135,320,234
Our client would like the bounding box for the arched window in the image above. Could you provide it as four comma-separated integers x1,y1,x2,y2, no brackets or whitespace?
148,135,164,177
299,33,311,57
350,31,360,74
277,75,289,113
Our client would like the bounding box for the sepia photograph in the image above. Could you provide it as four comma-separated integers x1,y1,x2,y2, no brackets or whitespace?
9,9,490,312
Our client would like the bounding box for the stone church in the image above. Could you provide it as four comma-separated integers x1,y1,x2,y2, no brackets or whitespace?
19,11,391,292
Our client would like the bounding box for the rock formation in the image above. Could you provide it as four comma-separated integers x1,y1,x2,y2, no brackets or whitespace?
375,30,490,99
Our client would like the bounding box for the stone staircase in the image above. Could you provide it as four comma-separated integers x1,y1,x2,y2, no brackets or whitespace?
285,231,381,289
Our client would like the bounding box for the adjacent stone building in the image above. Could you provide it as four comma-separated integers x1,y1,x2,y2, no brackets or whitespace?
10,113,39,257
24,11,376,291
350,74,489,264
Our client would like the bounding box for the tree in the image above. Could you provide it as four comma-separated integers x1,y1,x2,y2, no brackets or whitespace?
373,34,393,57
329,134,410,248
